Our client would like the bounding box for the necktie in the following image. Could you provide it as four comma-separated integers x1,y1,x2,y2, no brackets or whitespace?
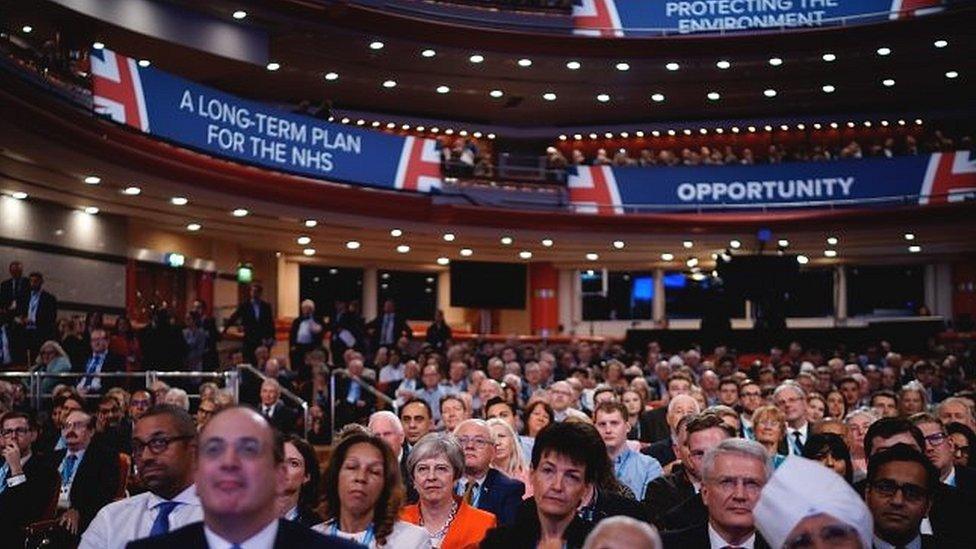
83,355,103,387
0,327,9,365
462,481,477,504
61,453,78,486
149,501,179,536
265,406,273,417
347,380,361,404
0,462,9,495
792,431,804,455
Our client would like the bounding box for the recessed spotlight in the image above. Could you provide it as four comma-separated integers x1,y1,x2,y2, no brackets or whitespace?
636,131,645,137
297,236,311,245
764,89,777,98
500,236,513,245
586,253,599,261
665,62,680,71
605,132,613,139
830,122,839,129
341,118,351,124
232,208,249,217
822,84,836,93
421,49,436,58
372,121,380,127
827,236,838,245
559,134,567,141
908,245,922,253
138,59,151,68
460,248,473,257
443,233,456,242
596,93,610,103
324,72,339,81
303,248,316,256
822,52,836,62
186,223,201,232
847,122,855,128
945,70,959,79
777,239,790,247
541,238,554,247
436,257,450,265
304,219,318,228
612,240,625,249
933,39,948,48
748,126,756,132
10,191,28,199
781,125,790,131
369,41,384,50
84,175,101,185
796,255,809,264
716,60,731,69
436,85,450,94
768,57,783,66
170,196,188,206
22,25,33,33
699,128,708,135
542,92,557,101
824,249,838,258
650,93,666,103
707,91,721,101
396,244,410,253
661,253,674,261
687,257,699,268
729,240,742,249
382,80,397,88
615,62,630,71
904,233,916,241
566,60,581,70
915,118,923,125
489,89,504,98
92,42,105,50
765,125,774,131
882,78,895,87
469,54,485,63
519,251,533,259
232,10,247,19
83,206,99,215
346,241,361,250
121,186,141,196
266,62,280,71
683,240,693,248
517,58,532,67
876,47,891,56
390,228,403,237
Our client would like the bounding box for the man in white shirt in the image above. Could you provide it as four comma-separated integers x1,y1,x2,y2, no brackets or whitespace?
81,405,202,549
773,383,809,455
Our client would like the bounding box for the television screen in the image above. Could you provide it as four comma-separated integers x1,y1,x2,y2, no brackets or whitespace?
450,261,527,309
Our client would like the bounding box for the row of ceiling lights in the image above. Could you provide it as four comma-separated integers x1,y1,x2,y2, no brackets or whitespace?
329,117,497,139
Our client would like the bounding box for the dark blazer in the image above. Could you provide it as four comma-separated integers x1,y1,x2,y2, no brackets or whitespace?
628,410,658,443
288,316,324,348
226,299,275,347
125,519,362,549
583,488,649,524
55,441,121,531
73,351,126,393
952,465,976,504
659,492,707,531
0,321,27,366
366,312,411,349
0,452,59,545
424,321,452,351
873,533,970,549
475,468,525,526
334,377,377,427
0,276,28,310
480,498,593,549
643,463,696,528
661,522,771,549
262,401,299,434
18,289,58,340
643,406,671,443
643,437,677,466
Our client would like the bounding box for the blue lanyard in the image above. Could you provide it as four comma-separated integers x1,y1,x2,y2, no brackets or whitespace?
615,449,632,473
329,521,374,547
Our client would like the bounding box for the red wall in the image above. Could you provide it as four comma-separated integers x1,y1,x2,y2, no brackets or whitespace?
529,263,559,336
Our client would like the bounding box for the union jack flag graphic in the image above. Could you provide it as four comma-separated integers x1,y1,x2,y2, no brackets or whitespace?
919,151,976,205
394,136,443,192
568,165,623,215
91,49,149,132
572,0,623,37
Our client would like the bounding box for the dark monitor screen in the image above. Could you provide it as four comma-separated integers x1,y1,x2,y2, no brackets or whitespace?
450,260,526,309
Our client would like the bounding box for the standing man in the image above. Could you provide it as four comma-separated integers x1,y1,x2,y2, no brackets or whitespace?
223,283,275,364
126,407,359,548
191,300,220,372
594,402,662,500
0,261,27,312
0,411,59,546
18,271,57,359
367,299,411,352
418,365,446,423
288,299,323,381
454,419,524,525
76,328,125,394
55,409,121,536
773,383,809,456
368,411,415,500
81,405,202,549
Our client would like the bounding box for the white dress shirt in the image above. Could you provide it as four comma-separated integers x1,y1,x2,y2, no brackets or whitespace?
312,519,432,549
872,534,921,549
708,523,755,549
204,517,278,549
787,423,809,454
80,484,203,549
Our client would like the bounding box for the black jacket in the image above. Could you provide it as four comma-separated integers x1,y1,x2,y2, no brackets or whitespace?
260,401,299,434
474,468,525,526
17,289,58,340
661,522,771,549
125,519,362,549
0,276,27,310
289,316,324,349
0,452,59,546
643,406,671,443
643,463,696,528
480,498,593,549
226,299,275,347
366,312,411,350
659,492,707,531
643,437,677,466
54,441,121,531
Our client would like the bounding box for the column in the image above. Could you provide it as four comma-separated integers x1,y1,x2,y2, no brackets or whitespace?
363,266,378,321
652,268,665,324
925,263,952,317
529,263,559,336
558,269,575,336
834,265,847,323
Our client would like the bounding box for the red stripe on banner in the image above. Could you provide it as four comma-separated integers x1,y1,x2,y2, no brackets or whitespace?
401,138,441,192
928,152,976,204
94,55,142,129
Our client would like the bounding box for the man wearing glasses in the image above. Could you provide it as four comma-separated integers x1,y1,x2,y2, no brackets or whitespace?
80,404,202,549
909,413,976,504
0,411,59,546
55,409,120,536
453,418,524,525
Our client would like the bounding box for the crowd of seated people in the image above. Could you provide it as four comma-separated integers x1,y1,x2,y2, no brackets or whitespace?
3,254,976,546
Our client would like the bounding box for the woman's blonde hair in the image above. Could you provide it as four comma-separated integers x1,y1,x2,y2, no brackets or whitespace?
486,417,527,477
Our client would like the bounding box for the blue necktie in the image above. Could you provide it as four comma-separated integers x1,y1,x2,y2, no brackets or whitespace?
61,454,78,486
83,355,103,387
0,462,9,495
149,501,179,536
347,380,361,403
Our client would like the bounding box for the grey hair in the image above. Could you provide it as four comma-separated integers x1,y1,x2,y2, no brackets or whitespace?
667,393,700,415
844,406,881,424
938,397,975,422
773,381,806,400
368,410,403,435
300,299,315,309
407,432,465,481
701,438,772,482
453,418,495,443
164,388,190,411
583,516,662,549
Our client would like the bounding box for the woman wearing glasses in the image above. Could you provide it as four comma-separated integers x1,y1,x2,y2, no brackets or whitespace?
752,405,788,468
34,340,72,395
313,430,430,547
400,432,496,548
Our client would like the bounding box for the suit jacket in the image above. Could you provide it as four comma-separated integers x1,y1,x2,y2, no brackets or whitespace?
479,498,592,549
659,492,707,531
74,352,126,393
0,452,60,545
475,468,525,526
334,376,377,427
661,522,771,549
55,441,121,531
644,406,671,443
261,401,299,434
643,437,677,466
366,312,411,350
952,465,976,504
18,289,57,340
289,316,324,348
125,519,362,549
643,464,696,528
0,276,28,310
226,299,275,346
628,410,658,443
402,498,496,549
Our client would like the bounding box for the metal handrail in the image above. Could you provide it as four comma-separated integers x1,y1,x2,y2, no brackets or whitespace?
236,364,311,438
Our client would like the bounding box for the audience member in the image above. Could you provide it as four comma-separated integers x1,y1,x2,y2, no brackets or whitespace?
289,299,324,379
400,398,434,447
582,515,661,549
258,378,298,434
453,418,524,525
76,328,125,394
594,402,662,500
800,433,854,484
0,411,59,546
55,409,121,535
277,434,322,526
223,283,275,364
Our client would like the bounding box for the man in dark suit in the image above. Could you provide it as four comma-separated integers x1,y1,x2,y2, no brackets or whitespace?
126,406,359,549
258,378,299,434
455,419,524,525
661,438,772,549
643,373,696,443
366,299,411,352
367,411,415,501
0,260,27,312
17,271,57,358
288,299,324,381
910,413,976,504
223,283,275,363
191,299,220,371
0,411,59,547
0,308,27,368
75,328,125,394
54,409,121,536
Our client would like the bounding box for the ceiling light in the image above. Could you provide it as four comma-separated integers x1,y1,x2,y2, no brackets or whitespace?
92,42,105,50
186,223,201,231
778,239,790,247
436,85,450,94
390,228,403,237
765,125,773,131
122,186,141,195
21,25,33,33
469,54,484,63
436,257,450,265
386,123,396,129
830,122,839,128
558,134,567,141
904,233,915,240
84,175,101,185
827,236,838,245
369,41,384,50
716,60,731,69
824,249,838,258
933,39,948,48
266,62,280,71
686,257,699,267
542,92,557,101
517,58,532,67
700,128,708,134
683,240,693,248
574,134,582,140
665,62,680,71
566,60,581,70
371,121,380,127
605,132,613,138
768,57,783,66
908,245,921,253
636,131,645,137
707,91,721,100
421,49,436,57
586,253,599,261
915,118,923,125
473,132,482,138
882,78,895,87
661,253,674,261
822,84,836,93
396,244,410,253
304,219,317,227
612,240,625,249
796,255,809,264
303,248,316,256
796,124,805,130
945,70,959,79
847,122,855,128
170,196,188,206
880,120,889,126
876,47,891,56
460,248,473,256
341,118,351,124
500,236,513,245
297,236,311,245
232,208,249,217
442,233,455,242
324,72,339,81
748,126,756,132
519,251,533,259
763,89,777,97
83,206,99,215
781,124,789,131
232,10,247,19
729,239,742,249
651,93,666,102
489,89,504,98
596,93,610,103
822,53,836,62
382,80,397,88
345,241,361,250
541,238,554,247
615,62,630,71
138,59,151,68
9,191,28,199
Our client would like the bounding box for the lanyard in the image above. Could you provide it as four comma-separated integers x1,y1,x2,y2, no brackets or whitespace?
330,521,374,547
